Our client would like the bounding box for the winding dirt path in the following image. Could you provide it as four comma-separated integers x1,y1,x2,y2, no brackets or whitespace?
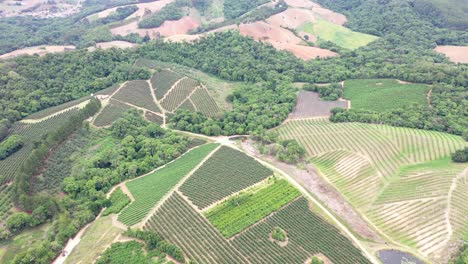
146,79,167,127
427,88,433,107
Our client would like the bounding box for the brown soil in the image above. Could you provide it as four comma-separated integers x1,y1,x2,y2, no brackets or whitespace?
284,0,321,8
0,45,76,60
239,21,302,44
434,46,468,64
0,0,81,18
266,8,320,29
153,16,201,37
241,140,384,243
289,91,348,118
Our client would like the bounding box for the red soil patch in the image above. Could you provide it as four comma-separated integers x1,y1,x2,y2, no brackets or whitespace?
266,8,320,29
311,7,347,26
153,16,201,37
0,45,76,60
239,21,302,44
284,0,320,8
434,46,468,64
128,0,175,19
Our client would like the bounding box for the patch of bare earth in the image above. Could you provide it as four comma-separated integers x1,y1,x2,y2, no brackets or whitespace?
153,16,201,36
0,0,81,18
266,8,320,29
241,140,384,243
289,91,348,119
284,0,320,9
434,46,468,64
282,0,347,25
0,45,76,60
95,41,137,49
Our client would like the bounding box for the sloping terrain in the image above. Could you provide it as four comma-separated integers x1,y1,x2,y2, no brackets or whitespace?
277,118,467,260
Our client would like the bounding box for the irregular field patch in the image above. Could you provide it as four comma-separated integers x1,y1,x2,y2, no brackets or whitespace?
112,80,161,113
434,45,468,64
151,69,183,100
299,20,378,50
118,143,219,226
93,99,133,127
343,79,429,112
180,146,273,209
232,197,372,264
205,178,301,238
145,192,247,264
277,119,467,257
289,91,348,118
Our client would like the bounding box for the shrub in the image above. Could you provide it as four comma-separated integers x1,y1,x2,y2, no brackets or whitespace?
451,147,468,163
271,226,286,242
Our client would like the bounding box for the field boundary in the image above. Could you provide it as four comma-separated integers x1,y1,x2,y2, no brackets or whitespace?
135,144,222,228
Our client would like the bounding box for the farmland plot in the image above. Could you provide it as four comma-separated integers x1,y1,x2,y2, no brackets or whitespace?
144,112,164,125
145,192,247,264
343,79,430,112
160,78,199,112
231,197,372,264
112,80,161,113
118,143,219,226
93,99,133,127
180,146,273,209
190,87,221,117
289,91,348,118
150,69,183,100
206,179,301,237
277,118,467,258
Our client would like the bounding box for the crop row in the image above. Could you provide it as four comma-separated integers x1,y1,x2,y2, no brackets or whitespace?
93,99,133,127
25,96,91,120
0,109,80,184
151,69,183,100
206,179,300,237
231,197,372,264
160,78,199,112
117,143,219,226
180,146,272,209
144,192,247,264
190,87,220,117
144,112,164,125
113,80,161,113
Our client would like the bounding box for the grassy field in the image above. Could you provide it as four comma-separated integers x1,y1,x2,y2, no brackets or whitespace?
299,20,379,50
118,143,219,226
277,118,467,258
344,79,430,112
180,146,272,209
206,178,300,237
65,215,123,264
0,224,52,264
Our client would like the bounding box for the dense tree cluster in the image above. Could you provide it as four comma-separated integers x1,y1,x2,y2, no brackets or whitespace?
303,83,342,101
0,135,23,160
223,0,269,19
0,49,133,122
451,147,468,163
171,81,296,135
94,5,138,25
125,229,185,262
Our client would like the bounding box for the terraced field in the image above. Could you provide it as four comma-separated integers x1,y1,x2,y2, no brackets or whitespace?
232,197,372,264
112,80,161,113
0,109,79,222
180,146,273,209
190,87,221,117
93,99,133,127
277,118,467,259
145,193,371,264
150,69,183,100
144,192,248,264
118,143,219,226
160,78,199,112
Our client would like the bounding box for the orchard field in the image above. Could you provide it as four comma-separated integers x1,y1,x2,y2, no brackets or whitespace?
277,118,467,259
